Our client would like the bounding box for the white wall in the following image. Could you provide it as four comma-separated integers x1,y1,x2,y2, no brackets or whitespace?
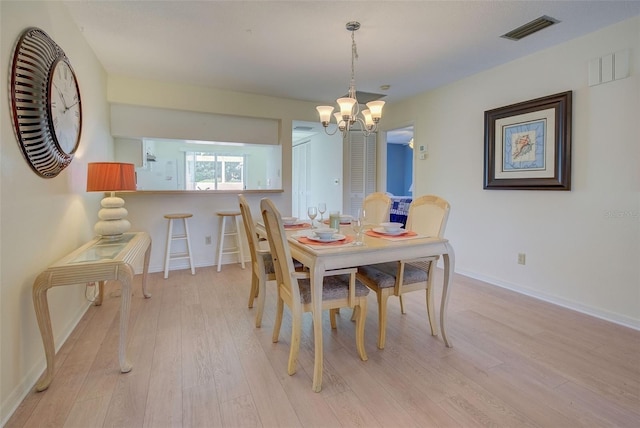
1,1,113,423
382,17,640,328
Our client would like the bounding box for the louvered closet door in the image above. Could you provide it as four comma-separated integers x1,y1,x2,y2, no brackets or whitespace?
344,132,376,216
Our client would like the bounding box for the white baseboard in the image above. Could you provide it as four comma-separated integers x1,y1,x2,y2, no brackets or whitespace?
152,260,640,331
149,255,250,274
456,268,640,331
1,301,91,427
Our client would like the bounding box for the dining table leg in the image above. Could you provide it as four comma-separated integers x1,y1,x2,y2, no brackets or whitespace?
310,262,325,392
440,242,455,348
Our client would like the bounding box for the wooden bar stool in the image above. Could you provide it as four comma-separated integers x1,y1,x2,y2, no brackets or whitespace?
216,211,246,272
163,213,195,279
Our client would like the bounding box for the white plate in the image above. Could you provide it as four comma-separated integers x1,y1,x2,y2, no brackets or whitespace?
306,233,346,243
373,227,407,236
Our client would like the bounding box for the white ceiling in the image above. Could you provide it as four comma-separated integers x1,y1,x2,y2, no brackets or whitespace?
64,1,639,106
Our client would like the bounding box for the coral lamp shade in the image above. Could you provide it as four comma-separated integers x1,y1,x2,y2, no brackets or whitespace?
86,162,136,192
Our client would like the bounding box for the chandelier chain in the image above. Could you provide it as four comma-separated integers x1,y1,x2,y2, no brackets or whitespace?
350,29,359,89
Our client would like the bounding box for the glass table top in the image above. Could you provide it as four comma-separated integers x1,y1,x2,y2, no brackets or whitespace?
69,233,137,264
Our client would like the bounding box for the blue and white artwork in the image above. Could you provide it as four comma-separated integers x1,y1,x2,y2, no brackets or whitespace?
502,119,546,171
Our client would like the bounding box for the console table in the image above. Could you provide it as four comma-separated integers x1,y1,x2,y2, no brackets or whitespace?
32,232,152,391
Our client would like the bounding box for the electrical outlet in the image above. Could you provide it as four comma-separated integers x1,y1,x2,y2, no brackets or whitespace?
518,253,526,265
205,236,212,245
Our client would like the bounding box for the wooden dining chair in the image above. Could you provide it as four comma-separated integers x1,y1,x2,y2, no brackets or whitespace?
356,195,450,349
238,195,276,327
260,198,369,375
362,192,391,225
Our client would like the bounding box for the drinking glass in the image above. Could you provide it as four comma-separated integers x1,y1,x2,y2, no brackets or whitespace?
318,202,327,223
351,208,366,245
307,206,318,228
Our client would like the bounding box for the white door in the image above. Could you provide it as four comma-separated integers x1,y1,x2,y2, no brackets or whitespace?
292,142,310,219
344,132,376,216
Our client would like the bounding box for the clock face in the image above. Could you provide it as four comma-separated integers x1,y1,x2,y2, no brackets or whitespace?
49,58,82,155
9,27,82,178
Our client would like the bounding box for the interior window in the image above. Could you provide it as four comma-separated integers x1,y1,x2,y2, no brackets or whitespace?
115,137,282,191
186,152,245,190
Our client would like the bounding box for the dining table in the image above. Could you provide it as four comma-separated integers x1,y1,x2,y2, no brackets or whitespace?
256,220,455,392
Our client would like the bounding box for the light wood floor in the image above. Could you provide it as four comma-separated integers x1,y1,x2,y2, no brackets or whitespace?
7,265,640,427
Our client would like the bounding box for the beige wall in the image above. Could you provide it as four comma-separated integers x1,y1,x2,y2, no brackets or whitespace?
1,1,112,422
381,16,640,328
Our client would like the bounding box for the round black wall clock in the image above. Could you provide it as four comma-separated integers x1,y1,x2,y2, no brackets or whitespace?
10,27,82,178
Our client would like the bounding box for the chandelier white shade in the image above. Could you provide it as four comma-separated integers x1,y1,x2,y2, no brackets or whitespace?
316,21,385,137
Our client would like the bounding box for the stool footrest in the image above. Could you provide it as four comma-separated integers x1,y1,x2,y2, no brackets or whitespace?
216,211,246,272
164,214,196,279
169,252,191,259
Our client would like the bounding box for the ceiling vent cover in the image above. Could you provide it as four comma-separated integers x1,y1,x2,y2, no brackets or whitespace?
340,91,386,104
501,15,559,41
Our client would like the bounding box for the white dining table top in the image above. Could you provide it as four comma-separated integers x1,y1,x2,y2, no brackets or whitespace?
261,222,448,253
281,223,450,267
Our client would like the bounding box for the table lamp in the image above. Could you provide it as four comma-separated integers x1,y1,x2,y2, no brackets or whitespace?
86,162,136,240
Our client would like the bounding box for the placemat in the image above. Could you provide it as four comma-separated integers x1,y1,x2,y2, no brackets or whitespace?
284,222,312,230
365,229,422,241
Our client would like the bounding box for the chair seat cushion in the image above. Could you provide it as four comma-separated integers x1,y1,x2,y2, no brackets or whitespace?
261,254,303,275
297,274,369,304
358,262,429,289
261,252,275,274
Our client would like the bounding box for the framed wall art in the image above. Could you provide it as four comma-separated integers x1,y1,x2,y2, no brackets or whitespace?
484,91,572,190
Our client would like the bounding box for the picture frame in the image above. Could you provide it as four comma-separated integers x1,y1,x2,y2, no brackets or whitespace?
484,91,572,190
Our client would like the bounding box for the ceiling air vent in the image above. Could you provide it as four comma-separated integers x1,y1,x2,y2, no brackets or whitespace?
340,91,386,104
501,15,559,41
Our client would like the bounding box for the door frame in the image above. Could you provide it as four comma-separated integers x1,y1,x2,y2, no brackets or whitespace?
383,124,415,197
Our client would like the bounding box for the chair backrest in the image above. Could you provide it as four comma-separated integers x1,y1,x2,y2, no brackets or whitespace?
405,195,450,238
260,198,300,302
238,194,261,265
363,192,391,225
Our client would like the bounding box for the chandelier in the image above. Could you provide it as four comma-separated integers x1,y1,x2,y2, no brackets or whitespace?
316,21,385,137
